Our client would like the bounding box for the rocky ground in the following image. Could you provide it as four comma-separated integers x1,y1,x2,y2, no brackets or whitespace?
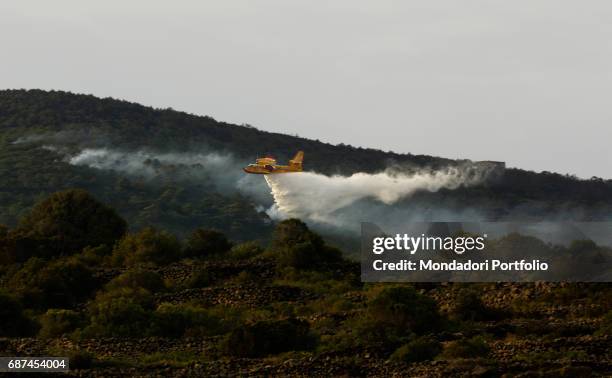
1,258,610,377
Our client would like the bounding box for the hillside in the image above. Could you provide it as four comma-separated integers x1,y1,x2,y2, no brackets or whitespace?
0,190,610,376
1,89,611,241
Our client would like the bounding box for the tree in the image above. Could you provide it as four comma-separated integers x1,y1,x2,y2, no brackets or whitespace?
184,229,232,258
105,269,166,293
7,257,97,309
111,227,182,266
271,219,342,269
224,318,314,357
0,291,36,336
271,219,324,251
86,290,153,337
368,286,442,335
16,189,127,256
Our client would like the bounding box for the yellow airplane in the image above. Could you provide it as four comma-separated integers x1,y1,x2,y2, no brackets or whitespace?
243,151,304,174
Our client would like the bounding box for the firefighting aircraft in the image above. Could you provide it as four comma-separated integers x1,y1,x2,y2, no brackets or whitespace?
243,151,304,174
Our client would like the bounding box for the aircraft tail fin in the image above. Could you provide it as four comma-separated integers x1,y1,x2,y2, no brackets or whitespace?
289,151,304,169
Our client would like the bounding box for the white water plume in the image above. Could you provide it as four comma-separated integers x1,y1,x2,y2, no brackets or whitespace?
264,166,493,225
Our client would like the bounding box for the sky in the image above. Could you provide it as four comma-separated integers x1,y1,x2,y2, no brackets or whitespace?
1,1,611,178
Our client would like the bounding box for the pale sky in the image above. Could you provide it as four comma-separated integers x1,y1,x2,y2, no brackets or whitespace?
1,1,611,178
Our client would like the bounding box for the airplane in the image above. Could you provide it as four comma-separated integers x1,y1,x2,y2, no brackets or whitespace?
243,151,304,174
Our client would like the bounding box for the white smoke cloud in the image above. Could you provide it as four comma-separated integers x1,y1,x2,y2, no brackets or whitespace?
66,148,270,201
69,148,227,176
264,165,493,227
56,145,496,231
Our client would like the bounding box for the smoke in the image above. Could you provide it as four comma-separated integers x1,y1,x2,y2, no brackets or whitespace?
66,148,270,202
264,165,494,228
69,148,229,178
63,146,494,230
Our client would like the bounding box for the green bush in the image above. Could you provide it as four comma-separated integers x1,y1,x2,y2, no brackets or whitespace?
0,290,36,336
86,288,154,337
271,219,324,250
271,219,342,270
105,269,166,293
16,189,127,257
183,270,212,289
350,318,413,349
449,290,490,322
8,257,97,309
368,286,443,335
441,336,490,359
184,229,232,258
150,303,229,337
111,227,182,266
596,311,612,336
78,245,111,265
224,318,315,357
68,350,93,369
390,336,442,363
39,309,82,338
227,241,263,260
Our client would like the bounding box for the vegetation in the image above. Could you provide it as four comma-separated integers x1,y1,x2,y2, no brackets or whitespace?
0,290,36,336
1,89,611,244
16,189,126,256
223,318,314,357
38,309,82,338
390,336,442,363
0,83,610,376
271,219,343,270
367,286,442,335
448,289,498,322
184,229,232,259
5,256,98,309
0,189,606,375
110,227,182,266
441,336,490,359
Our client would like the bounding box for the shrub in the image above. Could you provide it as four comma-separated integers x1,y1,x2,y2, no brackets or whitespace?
449,290,490,322
68,350,93,369
0,232,52,263
441,336,490,359
78,245,111,265
39,309,82,338
8,257,97,309
277,241,319,269
227,241,263,260
16,189,127,257
351,317,413,350
224,318,315,357
150,303,229,337
86,288,154,337
183,270,212,289
390,336,442,363
184,229,232,258
271,219,324,250
0,290,36,336
271,219,342,270
368,286,442,335
111,227,182,266
596,311,612,336
105,269,166,293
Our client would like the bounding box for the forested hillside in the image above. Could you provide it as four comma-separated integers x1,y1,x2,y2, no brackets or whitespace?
1,89,611,240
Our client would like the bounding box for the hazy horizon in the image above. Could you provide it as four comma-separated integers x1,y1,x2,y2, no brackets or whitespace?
1,1,611,178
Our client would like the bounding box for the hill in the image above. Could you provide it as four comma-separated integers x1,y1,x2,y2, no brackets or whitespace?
0,191,610,376
1,89,611,241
